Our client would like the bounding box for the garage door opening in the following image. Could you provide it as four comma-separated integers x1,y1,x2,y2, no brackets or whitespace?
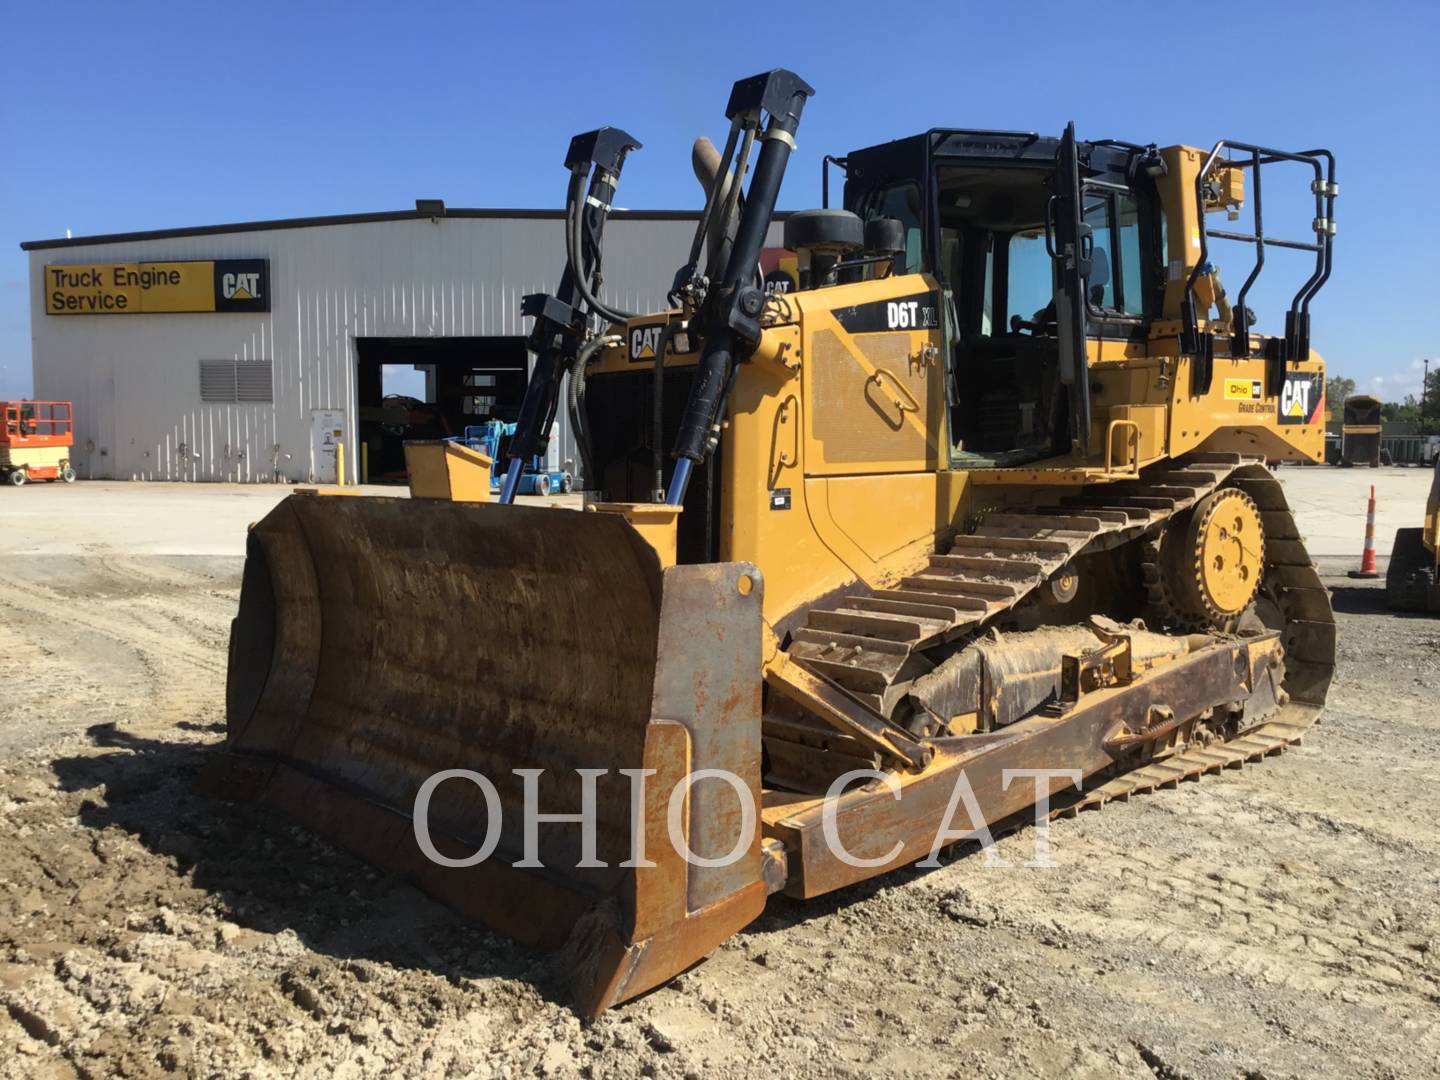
355,336,527,482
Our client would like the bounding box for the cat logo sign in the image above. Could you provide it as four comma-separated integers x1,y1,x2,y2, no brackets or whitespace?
760,246,799,293
1278,372,1324,426
222,271,263,302
210,260,269,311
628,324,666,363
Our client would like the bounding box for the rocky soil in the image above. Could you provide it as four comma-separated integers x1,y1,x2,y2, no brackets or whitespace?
1,554,1437,1079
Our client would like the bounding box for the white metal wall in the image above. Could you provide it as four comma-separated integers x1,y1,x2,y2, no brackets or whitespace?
27,214,778,483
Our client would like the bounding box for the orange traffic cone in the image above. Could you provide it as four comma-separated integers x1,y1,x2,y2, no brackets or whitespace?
1348,484,1380,579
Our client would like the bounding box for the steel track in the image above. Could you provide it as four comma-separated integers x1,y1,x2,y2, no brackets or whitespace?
773,455,1337,802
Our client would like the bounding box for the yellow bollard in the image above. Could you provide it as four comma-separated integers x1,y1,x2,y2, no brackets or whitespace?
361,442,369,485
336,441,346,487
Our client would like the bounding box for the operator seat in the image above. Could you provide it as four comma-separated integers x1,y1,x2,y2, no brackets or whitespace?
1087,248,1110,309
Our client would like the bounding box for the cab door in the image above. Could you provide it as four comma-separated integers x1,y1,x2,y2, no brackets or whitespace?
805,175,945,477
800,278,945,476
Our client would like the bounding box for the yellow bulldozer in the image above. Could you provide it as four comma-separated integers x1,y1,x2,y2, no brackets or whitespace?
201,70,1338,1015
1387,455,1440,611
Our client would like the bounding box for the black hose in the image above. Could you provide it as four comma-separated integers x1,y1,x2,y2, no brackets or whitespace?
567,175,635,324
568,352,594,490
671,114,803,475
685,117,742,272
569,203,625,323
706,121,756,281
567,333,619,492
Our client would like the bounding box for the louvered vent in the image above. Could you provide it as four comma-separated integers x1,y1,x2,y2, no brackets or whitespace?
236,360,273,402
200,359,273,403
199,360,237,402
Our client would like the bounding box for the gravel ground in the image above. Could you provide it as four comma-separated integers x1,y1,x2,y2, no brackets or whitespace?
1,545,1437,1078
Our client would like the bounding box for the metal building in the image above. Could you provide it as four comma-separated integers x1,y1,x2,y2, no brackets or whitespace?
22,207,783,484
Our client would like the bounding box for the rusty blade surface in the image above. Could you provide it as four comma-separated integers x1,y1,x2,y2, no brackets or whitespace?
202,495,767,1015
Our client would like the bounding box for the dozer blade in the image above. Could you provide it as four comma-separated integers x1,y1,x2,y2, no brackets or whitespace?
198,493,768,1015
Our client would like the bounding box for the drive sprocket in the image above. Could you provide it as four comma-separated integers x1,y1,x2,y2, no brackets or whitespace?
1143,487,1266,631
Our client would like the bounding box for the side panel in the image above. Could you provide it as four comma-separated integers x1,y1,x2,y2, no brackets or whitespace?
721,275,966,639
723,350,838,638
1154,146,1211,321
807,472,951,567
1087,351,1174,467
1168,354,1325,462
799,274,946,476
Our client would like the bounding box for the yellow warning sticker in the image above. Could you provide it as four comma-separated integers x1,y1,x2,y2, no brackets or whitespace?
1224,378,1263,401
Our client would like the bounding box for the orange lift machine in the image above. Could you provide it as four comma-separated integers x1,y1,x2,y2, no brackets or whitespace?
1,401,76,485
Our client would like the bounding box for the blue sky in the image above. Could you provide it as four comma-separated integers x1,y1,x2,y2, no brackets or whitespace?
2,1,1436,401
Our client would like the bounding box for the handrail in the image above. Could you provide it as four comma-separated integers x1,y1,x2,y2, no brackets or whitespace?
1104,419,1142,475
2,401,72,439
867,368,921,414
1180,140,1337,367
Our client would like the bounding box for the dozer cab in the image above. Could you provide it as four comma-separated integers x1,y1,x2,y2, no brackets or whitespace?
202,70,1338,1015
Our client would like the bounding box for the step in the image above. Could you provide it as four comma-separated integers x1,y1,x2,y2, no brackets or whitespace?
902,573,1020,600
929,553,1045,580
808,608,942,642
1141,470,1224,486
949,533,1076,556
787,648,899,693
976,513,1102,536
850,596,964,622
1065,494,1176,512
790,626,910,655
870,588,988,615
1040,503,1148,524
1111,483,1206,502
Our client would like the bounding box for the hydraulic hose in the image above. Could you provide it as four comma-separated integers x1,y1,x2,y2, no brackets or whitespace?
650,320,680,501
707,122,756,281
499,128,639,505
567,333,620,493
567,172,634,324
666,75,813,506
684,117,743,274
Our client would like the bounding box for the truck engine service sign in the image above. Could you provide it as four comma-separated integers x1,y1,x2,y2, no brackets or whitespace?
44,259,270,315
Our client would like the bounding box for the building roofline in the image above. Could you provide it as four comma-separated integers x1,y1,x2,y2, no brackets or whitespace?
19,206,777,252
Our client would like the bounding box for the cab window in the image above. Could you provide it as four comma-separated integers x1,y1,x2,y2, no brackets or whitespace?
1083,194,1116,310
1117,195,1144,316
1007,228,1052,326
1081,187,1146,317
